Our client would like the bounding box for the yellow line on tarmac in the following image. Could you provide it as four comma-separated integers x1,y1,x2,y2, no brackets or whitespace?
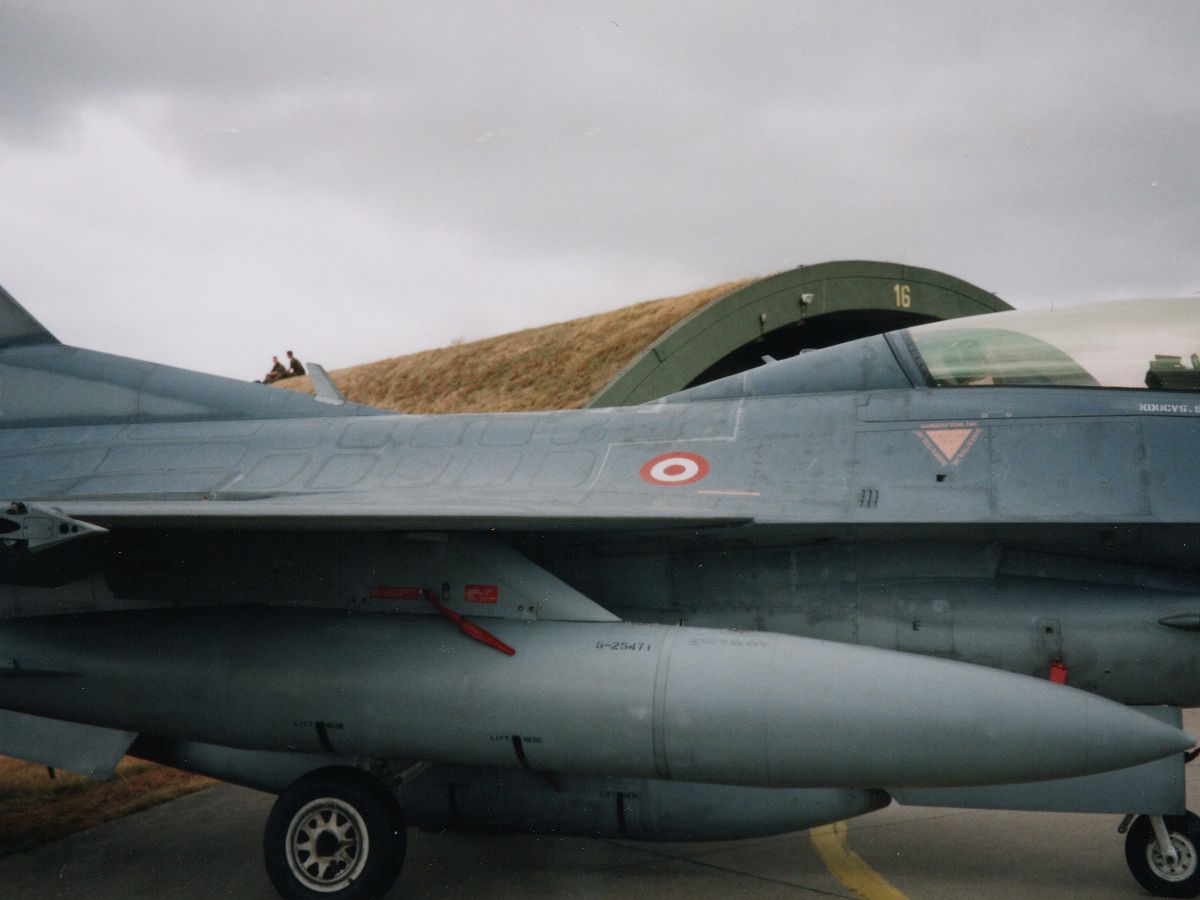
809,820,908,900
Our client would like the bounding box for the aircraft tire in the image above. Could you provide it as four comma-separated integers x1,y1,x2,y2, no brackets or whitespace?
1125,812,1200,898
264,766,406,899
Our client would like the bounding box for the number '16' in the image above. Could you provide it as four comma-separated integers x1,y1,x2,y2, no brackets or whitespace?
893,284,912,308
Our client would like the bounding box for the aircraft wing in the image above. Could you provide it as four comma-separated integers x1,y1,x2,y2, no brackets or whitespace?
46,495,752,533
0,709,136,780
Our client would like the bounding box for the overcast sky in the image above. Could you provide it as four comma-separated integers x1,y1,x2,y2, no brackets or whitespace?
1,2,1197,379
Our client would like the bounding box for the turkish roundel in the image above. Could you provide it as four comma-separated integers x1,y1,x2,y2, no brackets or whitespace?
640,452,710,485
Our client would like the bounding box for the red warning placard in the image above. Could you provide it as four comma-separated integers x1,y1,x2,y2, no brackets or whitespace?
464,584,499,604
369,586,423,601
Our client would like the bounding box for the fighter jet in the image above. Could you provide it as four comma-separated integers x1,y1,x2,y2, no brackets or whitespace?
0,285,1197,898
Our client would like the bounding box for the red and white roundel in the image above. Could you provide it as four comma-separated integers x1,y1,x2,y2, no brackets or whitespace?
640,451,710,485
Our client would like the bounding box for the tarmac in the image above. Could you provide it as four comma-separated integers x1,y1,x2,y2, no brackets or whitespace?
3,711,1198,898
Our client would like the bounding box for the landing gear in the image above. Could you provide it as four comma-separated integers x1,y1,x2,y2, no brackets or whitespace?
1125,812,1200,898
264,767,406,899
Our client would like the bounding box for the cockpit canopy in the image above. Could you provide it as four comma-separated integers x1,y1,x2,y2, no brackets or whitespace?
665,299,1200,402
903,299,1200,390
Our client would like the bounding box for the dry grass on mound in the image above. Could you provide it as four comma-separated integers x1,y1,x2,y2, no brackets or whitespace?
0,756,215,855
278,279,752,413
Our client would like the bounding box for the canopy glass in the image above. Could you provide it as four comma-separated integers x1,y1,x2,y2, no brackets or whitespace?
905,300,1200,390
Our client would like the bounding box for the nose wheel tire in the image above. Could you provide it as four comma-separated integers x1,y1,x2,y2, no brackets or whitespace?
1125,812,1200,898
264,767,406,899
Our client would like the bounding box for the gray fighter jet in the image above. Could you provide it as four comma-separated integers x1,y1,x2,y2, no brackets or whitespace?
0,286,1197,898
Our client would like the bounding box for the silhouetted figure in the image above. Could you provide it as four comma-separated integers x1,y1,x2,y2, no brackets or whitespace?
286,350,306,378
263,356,287,384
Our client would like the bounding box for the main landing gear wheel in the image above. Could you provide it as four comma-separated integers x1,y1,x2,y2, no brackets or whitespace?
264,767,406,899
1125,812,1200,898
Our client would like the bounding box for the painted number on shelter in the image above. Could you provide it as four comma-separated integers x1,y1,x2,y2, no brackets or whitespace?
893,284,912,308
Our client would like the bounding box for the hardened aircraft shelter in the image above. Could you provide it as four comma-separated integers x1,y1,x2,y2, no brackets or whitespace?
590,260,1011,407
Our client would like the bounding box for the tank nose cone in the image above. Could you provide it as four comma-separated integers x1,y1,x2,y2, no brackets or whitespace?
1082,703,1194,776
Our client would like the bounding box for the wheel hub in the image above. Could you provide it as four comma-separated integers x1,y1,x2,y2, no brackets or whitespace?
1148,832,1198,883
285,796,371,892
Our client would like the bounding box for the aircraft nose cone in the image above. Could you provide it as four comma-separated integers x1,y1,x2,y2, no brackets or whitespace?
1079,701,1194,776
659,633,1197,788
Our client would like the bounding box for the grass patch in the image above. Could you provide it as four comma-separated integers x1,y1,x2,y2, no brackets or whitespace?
277,279,753,413
0,756,216,855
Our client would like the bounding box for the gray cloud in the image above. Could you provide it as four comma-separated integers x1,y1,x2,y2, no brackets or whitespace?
1,2,1197,378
